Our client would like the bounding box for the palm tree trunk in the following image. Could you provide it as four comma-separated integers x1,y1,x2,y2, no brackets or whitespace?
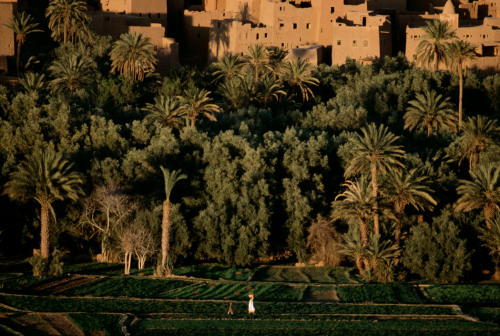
40,202,50,259
394,217,402,250
473,151,479,171
370,162,380,236
484,205,494,230
161,199,172,268
16,42,21,77
458,64,464,130
64,19,68,45
359,218,369,247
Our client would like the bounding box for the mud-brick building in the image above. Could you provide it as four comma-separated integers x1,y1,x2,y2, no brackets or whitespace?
331,11,392,65
405,0,500,75
93,0,179,71
0,0,17,74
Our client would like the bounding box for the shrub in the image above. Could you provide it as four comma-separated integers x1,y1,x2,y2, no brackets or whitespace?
306,217,343,266
402,211,472,283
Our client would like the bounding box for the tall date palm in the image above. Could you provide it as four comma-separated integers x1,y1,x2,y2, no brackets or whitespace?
4,12,42,76
455,164,500,229
177,87,221,128
416,20,456,71
159,167,187,275
404,90,457,136
447,40,477,129
45,0,90,44
3,149,84,259
110,32,157,82
344,124,406,236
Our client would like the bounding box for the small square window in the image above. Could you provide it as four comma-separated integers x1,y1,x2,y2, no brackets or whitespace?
256,33,259,40
280,23,284,28
353,40,357,47
306,23,311,29
331,7,335,14
265,33,268,38
337,40,341,46
293,23,297,29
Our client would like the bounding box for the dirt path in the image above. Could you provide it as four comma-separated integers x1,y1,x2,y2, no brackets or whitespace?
303,290,339,302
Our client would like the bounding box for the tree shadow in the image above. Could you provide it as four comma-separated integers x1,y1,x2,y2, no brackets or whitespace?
210,20,229,62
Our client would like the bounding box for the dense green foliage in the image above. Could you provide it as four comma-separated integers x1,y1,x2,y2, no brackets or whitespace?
1,7,500,282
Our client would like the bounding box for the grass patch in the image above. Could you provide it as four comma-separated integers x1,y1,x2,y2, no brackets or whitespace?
67,313,122,335
251,266,358,283
336,284,420,304
425,285,500,305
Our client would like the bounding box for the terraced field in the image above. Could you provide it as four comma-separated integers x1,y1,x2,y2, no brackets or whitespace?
0,263,499,335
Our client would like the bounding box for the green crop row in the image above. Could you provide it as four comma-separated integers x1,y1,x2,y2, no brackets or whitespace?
251,266,359,284
462,307,500,324
57,277,305,302
0,294,457,315
425,285,500,305
163,282,305,301
174,264,252,281
130,318,500,336
60,277,192,298
336,284,420,304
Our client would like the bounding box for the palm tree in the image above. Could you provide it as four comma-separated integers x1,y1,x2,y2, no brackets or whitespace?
177,87,221,127
212,53,244,83
45,0,90,44
255,76,285,108
415,20,456,71
382,168,437,248
332,176,374,246
447,40,477,129
478,213,500,280
110,32,157,82
218,77,246,110
404,90,457,136
280,58,319,102
267,46,288,78
344,123,406,236
244,44,269,79
48,53,97,94
19,72,46,97
339,223,367,275
143,95,183,129
455,164,500,229
159,167,187,274
3,148,84,259
364,233,399,281
458,115,499,171
4,12,42,76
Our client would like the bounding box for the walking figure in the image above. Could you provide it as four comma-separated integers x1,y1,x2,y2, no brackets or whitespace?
227,302,234,315
248,293,255,314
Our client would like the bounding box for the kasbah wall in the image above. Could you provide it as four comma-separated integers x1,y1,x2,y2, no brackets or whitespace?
0,0,17,73
0,0,499,75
